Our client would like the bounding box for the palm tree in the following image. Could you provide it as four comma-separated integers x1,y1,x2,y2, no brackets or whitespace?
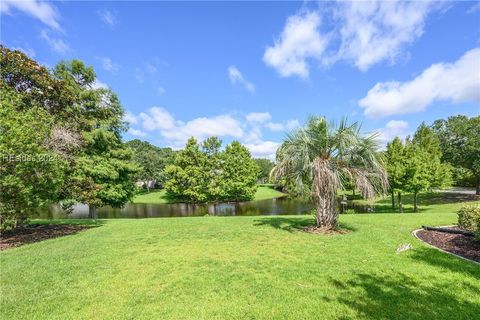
271,117,388,230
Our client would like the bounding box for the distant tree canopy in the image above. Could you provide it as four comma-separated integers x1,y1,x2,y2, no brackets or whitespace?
431,115,480,194
126,139,174,189
0,46,137,227
165,137,259,203
254,158,275,183
385,123,452,212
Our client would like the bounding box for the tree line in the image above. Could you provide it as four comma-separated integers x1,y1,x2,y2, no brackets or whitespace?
0,46,264,229
126,138,271,199
164,137,259,203
385,116,480,212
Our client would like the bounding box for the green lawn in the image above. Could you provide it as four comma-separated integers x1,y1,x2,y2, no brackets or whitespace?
132,184,286,204
1,197,479,319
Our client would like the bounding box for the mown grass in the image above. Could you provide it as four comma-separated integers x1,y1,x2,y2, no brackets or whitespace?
1,196,479,319
132,184,286,204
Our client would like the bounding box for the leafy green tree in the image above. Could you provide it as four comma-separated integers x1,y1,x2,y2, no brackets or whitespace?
254,158,275,183
412,123,452,191
0,89,66,229
53,60,124,132
72,129,138,218
1,47,138,220
402,140,431,212
51,60,137,217
432,115,480,194
165,138,208,203
202,137,223,200
0,46,74,119
272,117,388,229
165,137,259,203
220,141,259,201
126,139,174,190
385,137,405,212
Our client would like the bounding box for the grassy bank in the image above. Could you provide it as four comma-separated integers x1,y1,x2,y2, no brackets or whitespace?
132,184,286,204
1,195,479,319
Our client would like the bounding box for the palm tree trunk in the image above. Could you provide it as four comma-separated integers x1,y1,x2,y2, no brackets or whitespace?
312,158,338,229
314,193,338,229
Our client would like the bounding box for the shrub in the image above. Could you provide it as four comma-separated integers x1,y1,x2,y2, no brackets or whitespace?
457,205,480,240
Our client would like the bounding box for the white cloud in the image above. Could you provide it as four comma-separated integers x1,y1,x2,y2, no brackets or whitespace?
101,57,120,73
286,119,300,130
374,120,410,146
123,112,138,125
245,141,280,160
40,30,69,54
246,112,271,123
333,0,438,71
130,107,286,157
359,48,480,117
128,128,147,137
265,119,300,132
263,11,327,78
1,0,61,30
228,66,255,92
265,122,284,131
140,107,176,131
12,46,35,57
263,1,441,77
98,9,116,27
161,115,244,148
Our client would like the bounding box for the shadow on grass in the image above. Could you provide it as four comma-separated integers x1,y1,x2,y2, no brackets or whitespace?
30,218,107,227
352,191,479,214
253,216,356,233
1,220,105,250
375,192,479,207
409,247,480,279
327,272,480,320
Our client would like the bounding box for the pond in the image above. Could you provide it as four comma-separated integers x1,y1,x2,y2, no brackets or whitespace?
35,197,314,219
35,197,377,219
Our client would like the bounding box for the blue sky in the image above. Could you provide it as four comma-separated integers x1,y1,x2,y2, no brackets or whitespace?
1,0,479,158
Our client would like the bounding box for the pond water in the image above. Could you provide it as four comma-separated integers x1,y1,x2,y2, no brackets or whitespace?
35,197,376,219
35,197,314,219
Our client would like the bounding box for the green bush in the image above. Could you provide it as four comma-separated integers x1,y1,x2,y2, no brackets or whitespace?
457,205,480,240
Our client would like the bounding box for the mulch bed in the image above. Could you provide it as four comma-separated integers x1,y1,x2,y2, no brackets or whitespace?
301,226,349,235
416,227,480,263
0,224,91,250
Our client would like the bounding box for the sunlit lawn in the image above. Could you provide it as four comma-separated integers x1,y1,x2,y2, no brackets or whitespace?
1,195,479,319
132,184,286,204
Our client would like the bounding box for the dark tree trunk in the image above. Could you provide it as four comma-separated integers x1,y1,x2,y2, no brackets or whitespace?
413,191,419,212
88,206,97,219
398,192,403,213
391,191,395,209
352,189,355,197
